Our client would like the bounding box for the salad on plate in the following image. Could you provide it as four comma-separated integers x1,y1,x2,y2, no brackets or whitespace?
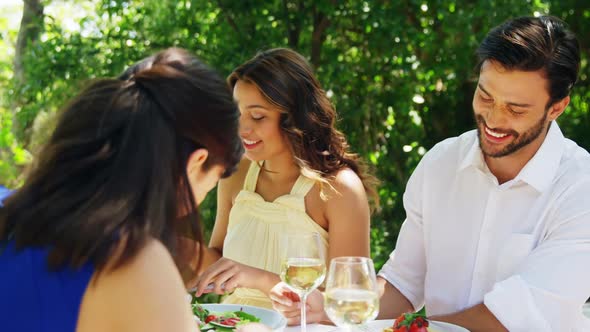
192,302,260,331
382,312,430,332
377,312,468,332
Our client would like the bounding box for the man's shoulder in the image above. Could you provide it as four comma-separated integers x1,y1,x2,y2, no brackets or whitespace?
422,130,477,165
563,138,590,167
558,138,590,184
546,139,590,227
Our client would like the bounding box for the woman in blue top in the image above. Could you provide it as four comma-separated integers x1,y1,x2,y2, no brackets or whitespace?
0,48,244,332
0,185,10,204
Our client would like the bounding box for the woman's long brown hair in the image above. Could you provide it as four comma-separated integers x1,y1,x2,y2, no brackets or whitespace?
229,48,379,209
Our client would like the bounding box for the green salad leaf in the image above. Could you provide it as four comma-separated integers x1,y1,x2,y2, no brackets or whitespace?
191,304,261,332
234,310,259,322
192,302,210,322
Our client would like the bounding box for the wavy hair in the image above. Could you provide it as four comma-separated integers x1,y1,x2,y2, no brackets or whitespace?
228,48,379,209
0,48,243,273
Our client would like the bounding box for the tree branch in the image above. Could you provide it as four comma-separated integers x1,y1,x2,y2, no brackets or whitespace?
310,2,333,67
14,0,44,86
281,0,304,48
215,0,242,39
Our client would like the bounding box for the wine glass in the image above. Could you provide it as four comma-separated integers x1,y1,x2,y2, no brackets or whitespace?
279,232,326,332
324,256,379,331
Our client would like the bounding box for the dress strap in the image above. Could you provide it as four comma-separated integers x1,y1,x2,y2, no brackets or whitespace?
243,161,262,191
290,174,316,196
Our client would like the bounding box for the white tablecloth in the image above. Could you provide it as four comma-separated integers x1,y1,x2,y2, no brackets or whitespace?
282,323,380,331
283,324,337,332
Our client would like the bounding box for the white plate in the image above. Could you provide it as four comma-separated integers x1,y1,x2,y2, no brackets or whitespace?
201,304,287,331
361,319,468,332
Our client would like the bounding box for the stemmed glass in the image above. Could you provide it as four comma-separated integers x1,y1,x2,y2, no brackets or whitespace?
324,257,379,331
279,232,326,332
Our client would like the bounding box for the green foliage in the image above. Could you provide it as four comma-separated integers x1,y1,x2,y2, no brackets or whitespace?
1,0,589,270
0,4,27,188
0,106,29,188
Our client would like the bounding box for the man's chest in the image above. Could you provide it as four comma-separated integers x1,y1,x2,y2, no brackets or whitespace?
421,174,554,305
422,169,553,240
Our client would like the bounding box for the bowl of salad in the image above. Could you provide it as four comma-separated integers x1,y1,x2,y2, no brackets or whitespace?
193,303,287,332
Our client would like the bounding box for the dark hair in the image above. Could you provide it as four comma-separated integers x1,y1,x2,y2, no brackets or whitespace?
228,48,379,209
476,16,580,108
0,48,243,273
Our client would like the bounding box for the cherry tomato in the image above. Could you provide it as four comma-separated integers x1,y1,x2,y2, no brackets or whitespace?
393,326,409,332
409,322,428,332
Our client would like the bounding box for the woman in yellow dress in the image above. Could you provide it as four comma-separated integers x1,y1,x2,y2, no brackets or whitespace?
193,48,378,310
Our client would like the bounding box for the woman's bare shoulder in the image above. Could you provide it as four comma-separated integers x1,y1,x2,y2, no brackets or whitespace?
305,168,368,222
77,239,194,332
327,167,366,199
320,168,369,219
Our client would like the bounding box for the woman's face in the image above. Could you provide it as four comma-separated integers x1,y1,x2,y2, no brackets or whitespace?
233,80,291,162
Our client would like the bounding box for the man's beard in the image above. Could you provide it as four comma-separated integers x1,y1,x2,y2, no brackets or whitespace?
475,111,548,158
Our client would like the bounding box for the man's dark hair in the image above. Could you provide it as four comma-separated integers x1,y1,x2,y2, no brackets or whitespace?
477,16,580,107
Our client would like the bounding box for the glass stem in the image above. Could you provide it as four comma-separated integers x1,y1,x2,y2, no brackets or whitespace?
300,292,308,332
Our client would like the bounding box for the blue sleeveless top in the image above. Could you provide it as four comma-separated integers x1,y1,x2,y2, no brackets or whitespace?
0,191,95,332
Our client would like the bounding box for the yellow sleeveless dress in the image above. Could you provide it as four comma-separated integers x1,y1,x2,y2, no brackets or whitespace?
222,162,329,309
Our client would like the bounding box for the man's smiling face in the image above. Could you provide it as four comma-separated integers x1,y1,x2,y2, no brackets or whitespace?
472,60,553,159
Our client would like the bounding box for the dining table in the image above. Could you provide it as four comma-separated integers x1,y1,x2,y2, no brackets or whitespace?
283,324,337,332
282,323,383,331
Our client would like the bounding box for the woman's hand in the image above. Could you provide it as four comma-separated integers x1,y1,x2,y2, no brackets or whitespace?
193,257,273,297
269,282,327,326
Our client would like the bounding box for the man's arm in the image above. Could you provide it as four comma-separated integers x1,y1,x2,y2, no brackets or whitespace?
429,303,507,332
376,276,414,319
377,157,429,317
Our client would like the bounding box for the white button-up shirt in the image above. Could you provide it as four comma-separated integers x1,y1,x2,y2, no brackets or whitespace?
379,122,590,331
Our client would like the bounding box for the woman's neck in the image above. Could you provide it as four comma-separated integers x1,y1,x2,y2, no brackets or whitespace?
262,154,301,183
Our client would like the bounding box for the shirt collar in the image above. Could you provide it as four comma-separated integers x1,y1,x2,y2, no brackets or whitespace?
458,130,486,172
457,122,565,193
514,121,564,193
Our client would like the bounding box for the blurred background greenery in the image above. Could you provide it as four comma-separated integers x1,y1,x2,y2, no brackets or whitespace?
1,0,588,270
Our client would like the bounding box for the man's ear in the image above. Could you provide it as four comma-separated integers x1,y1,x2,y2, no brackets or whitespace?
548,96,570,121
186,148,209,178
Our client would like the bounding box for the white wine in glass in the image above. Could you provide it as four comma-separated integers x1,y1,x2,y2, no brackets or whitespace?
280,233,326,332
324,257,379,330
282,257,325,292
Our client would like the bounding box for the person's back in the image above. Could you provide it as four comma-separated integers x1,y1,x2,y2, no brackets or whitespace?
0,188,91,332
0,185,10,202
0,242,94,332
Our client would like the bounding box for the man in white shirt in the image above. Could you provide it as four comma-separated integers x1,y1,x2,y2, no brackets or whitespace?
376,16,590,331
270,15,589,331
